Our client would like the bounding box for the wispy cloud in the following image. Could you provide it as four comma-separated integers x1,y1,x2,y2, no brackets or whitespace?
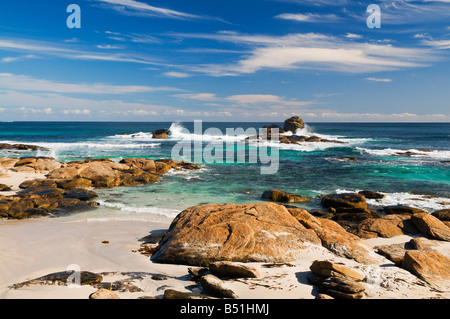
96,0,203,20
365,77,393,82
275,13,343,23
163,72,191,78
0,37,159,65
166,32,434,76
1,54,35,63
0,73,181,94
175,92,314,110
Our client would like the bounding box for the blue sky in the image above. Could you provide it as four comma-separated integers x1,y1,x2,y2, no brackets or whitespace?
0,0,449,122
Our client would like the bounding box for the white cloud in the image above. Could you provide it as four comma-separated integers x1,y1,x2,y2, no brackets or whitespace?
344,33,362,39
63,109,91,115
175,92,314,111
0,73,181,95
168,32,434,76
175,93,219,101
0,37,158,65
163,72,191,78
226,94,312,107
275,13,342,23
97,44,122,49
365,77,393,82
1,54,35,63
96,0,202,19
421,39,450,49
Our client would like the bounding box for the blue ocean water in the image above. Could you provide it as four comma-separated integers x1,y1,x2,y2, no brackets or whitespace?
1,121,449,222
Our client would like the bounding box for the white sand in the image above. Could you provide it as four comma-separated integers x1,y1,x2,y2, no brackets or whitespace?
1,214,449,299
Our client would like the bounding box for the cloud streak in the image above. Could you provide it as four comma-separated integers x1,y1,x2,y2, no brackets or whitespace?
0,73,181,95
167,32,434,76
96,0,203,19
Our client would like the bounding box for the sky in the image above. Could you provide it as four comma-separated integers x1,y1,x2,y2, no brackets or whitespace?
0,0,449,122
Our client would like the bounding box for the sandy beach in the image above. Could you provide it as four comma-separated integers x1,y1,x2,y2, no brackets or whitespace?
1,205,449,299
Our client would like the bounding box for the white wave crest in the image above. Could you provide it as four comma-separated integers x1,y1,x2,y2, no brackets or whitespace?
96,200,180,218
357,147,450,160
335,189,449,212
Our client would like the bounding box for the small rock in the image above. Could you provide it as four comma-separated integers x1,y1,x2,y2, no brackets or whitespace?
310,260,365,281
89,288,120,299
199,274,238,299
320,276,366,299
188,267,210,279
358,191,386,199
261,189,309,203
209,261,260,278
163,289,215,299
0,184,11,192
321,193,367,210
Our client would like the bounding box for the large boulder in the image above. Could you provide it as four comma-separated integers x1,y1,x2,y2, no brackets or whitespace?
411,213,450,241
283,116,306,134
152,203,321,266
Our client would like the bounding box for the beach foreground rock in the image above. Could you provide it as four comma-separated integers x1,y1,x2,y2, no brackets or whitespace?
152,203,321,266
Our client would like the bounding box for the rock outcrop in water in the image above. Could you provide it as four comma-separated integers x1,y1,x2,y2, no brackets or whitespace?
253,115,345,145
152,129,171,139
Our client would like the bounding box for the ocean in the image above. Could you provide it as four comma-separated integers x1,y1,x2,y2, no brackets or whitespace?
1,121,449,223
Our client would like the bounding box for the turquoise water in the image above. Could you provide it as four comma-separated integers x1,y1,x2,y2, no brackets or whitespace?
1,121,449,221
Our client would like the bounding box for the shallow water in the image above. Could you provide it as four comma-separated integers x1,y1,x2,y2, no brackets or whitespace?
1,121,449,221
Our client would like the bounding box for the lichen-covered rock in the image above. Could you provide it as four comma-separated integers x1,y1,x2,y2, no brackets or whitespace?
152,203,321,266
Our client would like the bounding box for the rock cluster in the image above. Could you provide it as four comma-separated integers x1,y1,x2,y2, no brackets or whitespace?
246,116,346,145
375,237,450,291
318,192,450,242
0,157,200,219
309,260,366,299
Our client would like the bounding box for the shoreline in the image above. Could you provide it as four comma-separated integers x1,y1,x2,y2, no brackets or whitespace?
1,148,450,299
